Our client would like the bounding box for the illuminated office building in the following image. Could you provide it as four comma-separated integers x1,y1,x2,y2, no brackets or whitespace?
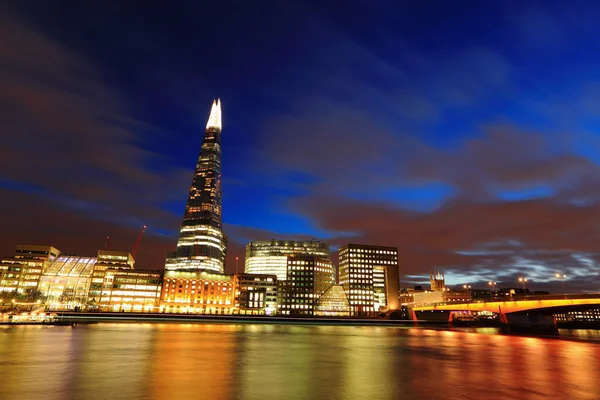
233,273,278,315
166,99,228,273
159,270,234,314
278,255,335,316
0,245,61,300
95,269,162,312
88,250,136,305
245,240,330,280
339,244,400,315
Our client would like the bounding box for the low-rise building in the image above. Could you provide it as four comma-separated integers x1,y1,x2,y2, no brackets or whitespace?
0,245,61,302
38,255,97,311
233,273,277,315
314,285,350,317
96,269,162,312
159,270,234,314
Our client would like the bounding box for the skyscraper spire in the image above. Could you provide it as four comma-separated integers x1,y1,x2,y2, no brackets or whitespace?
166,99,227,273
206,98,222,130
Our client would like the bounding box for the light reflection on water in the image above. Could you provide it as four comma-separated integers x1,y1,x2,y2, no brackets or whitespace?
0,324,599,400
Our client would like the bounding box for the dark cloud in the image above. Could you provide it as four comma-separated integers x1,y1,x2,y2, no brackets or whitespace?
0,9,191,263
0,188,172,270
288,192,600,292
406,124,597,196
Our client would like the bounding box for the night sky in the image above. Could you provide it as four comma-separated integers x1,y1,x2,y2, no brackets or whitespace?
2,1,600,292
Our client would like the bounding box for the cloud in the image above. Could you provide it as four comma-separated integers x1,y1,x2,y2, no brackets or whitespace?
0,9,192,265
287,192,600,292
405,123,597,197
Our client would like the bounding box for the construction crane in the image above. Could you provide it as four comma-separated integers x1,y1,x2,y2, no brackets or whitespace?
132,225,147,258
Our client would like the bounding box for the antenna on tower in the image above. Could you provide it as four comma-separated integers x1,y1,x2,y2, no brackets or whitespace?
132,225,147,258
105,236,110,249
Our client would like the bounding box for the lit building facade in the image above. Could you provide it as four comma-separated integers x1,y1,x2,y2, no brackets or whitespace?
315,285,351,316
159,270,234,314
96,269,162,312
89,250,135,302
430,271,445,291
167,99,227,273
555,309,600,324
339,244,400,315
0,245,61,301
278,255,335,316
38,255,97,311
245,240,330,281
233,273,277,315
411,289,472,306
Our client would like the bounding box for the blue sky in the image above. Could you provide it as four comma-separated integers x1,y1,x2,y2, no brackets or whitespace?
2,1,600,291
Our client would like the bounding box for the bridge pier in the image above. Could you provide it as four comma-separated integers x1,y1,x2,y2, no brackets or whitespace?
500,312,558,335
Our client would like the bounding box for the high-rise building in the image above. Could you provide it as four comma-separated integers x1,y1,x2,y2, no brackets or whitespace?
166,99,227,273
278,255,335,316
245,240,330,280
338,243,400,315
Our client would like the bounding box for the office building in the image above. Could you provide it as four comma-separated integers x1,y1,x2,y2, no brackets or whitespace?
0,245,61,300
338,243,400,315
89,250,135,302
233,273,277,315
166,99,228,273
245,240,330,280
278,255,335,316
95,269,162,312
159,270,234,314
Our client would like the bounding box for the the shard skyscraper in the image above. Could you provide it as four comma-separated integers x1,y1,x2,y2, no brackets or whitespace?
166,99,227,273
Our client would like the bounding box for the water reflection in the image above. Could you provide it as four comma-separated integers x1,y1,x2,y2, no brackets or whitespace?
1,324,599,400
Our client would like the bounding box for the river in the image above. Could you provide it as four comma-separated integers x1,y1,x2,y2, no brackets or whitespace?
1,324,599,400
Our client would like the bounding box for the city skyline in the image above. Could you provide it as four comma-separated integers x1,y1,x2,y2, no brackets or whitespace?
2,2,600,292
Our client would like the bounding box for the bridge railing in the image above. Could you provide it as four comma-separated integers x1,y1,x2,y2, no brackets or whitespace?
416,293,600,307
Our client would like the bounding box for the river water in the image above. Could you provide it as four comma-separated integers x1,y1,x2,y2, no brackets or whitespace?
1,324,599,400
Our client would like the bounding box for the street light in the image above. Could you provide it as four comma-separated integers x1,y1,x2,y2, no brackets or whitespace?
518,277,528,290
555,273,566,292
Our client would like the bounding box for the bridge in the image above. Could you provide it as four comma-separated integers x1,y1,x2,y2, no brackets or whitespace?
412,293,600,314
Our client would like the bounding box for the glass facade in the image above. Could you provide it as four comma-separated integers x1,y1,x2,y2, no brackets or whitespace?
245,240,330,280
38,255,97,311
339,244,400,315
315,285,350,316
168,100,227,273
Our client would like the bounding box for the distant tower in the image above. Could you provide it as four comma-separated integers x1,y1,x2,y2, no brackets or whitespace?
430,271,445,292
166,99,227,273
